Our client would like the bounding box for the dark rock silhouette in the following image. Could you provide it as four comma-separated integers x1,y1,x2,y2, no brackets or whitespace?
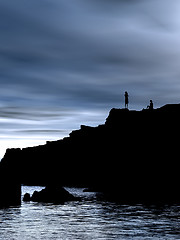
0,103,180,204
0,180,21,208
30,186,78,203
23,193,31,202
0,149,21,208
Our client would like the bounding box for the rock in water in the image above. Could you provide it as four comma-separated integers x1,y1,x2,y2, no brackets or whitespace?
23,193,31,202
0,156,21,208
31,186,79,203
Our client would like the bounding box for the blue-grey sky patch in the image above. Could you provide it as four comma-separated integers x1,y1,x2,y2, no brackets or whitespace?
1,0,180,158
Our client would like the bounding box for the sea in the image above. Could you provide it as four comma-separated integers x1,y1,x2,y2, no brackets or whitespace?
0,186,180,240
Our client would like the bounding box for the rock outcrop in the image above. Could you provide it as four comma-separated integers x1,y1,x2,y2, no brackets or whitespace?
23,193,31,202
0,151,21,207
1,104,180,204
24,186,78,203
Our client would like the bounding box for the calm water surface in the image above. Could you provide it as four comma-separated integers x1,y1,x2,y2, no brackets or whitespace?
0,186,180,239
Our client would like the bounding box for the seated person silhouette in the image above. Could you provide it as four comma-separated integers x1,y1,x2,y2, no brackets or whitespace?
147,100,153,110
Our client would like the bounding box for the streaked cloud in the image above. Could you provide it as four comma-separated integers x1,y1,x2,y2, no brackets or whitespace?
1,0,180,157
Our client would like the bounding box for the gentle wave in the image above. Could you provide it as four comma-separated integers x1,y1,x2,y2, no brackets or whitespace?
0,186,179,240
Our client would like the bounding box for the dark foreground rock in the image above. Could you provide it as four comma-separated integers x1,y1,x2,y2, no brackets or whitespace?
0,182,21,208
24,186,79,204
23,193,31,202
1,104,180,204
0,160,21,208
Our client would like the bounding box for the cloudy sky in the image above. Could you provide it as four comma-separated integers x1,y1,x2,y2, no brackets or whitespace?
1,0,180,158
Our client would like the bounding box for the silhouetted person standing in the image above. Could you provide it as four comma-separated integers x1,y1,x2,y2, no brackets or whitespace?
124,91,129,109
150,100,153,110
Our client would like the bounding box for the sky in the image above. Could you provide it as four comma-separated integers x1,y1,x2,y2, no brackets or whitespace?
1,0,180,158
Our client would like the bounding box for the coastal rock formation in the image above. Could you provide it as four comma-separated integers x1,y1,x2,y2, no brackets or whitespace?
0,151,21,208
24,186,78,203
0,180,21,208
1,104,180,204
23,193,31,202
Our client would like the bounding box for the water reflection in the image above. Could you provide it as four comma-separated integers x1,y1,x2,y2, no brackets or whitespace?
0,206,21,221
0,186,179,240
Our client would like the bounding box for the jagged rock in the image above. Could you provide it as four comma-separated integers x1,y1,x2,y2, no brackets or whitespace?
0,183,21,208
1,104,180,204
23,193,31,201
31,186,79,203
0,162,21,208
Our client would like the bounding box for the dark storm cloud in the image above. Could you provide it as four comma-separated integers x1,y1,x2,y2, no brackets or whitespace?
1,0,180,109
1,0,180,157
1,0,180,107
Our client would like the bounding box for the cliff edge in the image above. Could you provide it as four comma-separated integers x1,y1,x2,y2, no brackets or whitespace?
0,104,180,204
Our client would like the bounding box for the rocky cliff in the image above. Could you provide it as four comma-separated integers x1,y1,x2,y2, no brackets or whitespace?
0,104,180,204
0,150,21,207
